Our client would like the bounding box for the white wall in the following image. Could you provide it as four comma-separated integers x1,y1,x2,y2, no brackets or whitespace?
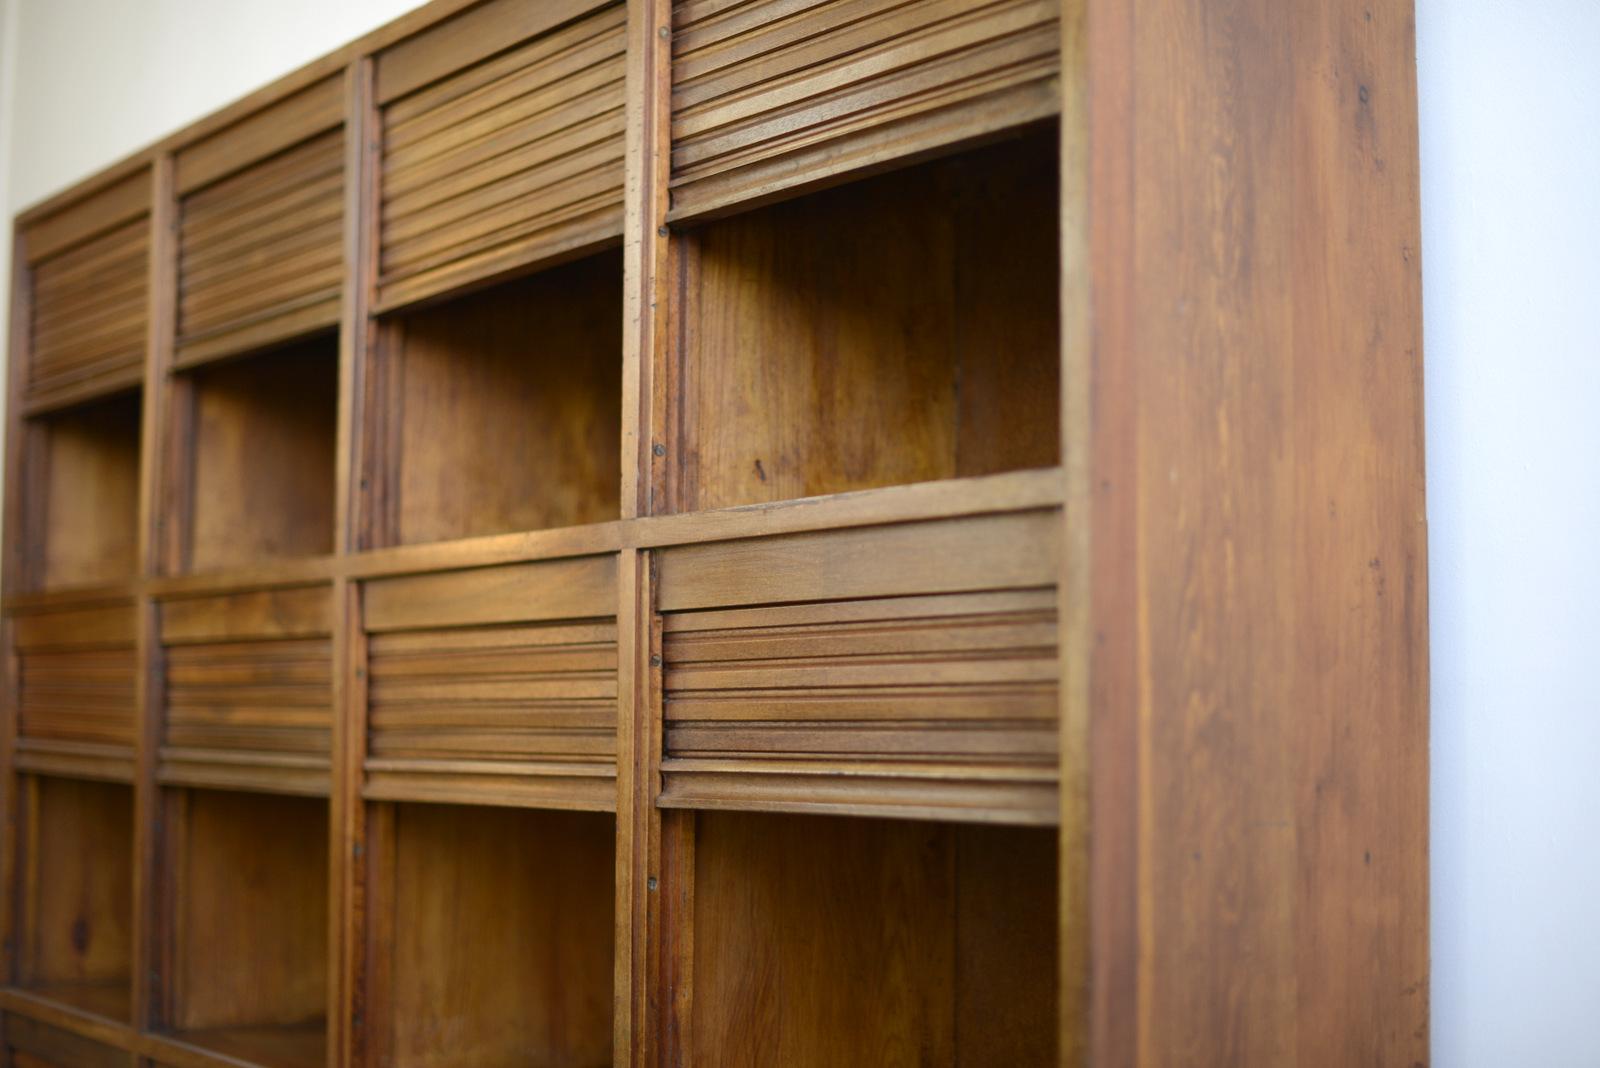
1,1,1598,1063
1,0,429,213
1419,2,1600,1065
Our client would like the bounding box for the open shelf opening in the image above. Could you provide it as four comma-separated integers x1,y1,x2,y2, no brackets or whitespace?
12,775,133,1023
667,126,1061,514
22,390,141,591
685,811,1058,1066
181,334,338,573
162,788,327,1068
368,249,622,548
368,802,614,1067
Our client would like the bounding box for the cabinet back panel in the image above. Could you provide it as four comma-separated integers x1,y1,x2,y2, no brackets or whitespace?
691,812,1057,1065
379,252,622,546
186,337,338,571
30,392,142,591
20,777,134,991
378,804,614,1067
670,131,1058,513
171,789,328,1031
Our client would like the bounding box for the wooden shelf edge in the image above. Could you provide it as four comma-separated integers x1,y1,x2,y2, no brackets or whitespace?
3,582,139,613
146,556,340,599
20,365,145,419
364,761,618,813
3,470,1065,611
344,466,1066,581
14,741,137,784
667,91,1061,227
0,986,137,1050
141,1025,327,1068
659,763,1060,828
158,752,332,800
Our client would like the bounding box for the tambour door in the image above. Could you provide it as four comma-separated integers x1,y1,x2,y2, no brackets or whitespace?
655,509,1062,824
174,76,344,367
18,171,151,413
669,0,1062,219
374,0,628,309
9,600,138,782
156,584,335,796
361,556,621,810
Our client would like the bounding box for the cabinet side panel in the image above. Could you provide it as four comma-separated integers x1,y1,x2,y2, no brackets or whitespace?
1084,0,1428,1063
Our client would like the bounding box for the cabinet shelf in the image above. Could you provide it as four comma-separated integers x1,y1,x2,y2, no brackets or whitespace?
156,789,328,1060
175,334,338,573
21,390,142,592
365,250,622,548
681,811,1057,1065
162,1023,327,1068
663,127,1060,514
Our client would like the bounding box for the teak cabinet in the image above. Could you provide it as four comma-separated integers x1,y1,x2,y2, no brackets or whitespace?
0,0,1428,1065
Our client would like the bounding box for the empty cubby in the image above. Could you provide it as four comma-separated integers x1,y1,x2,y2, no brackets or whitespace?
366,802,614,1067
681,811,1058,1066
367,249,622,548
22,390,141,591
666,127,1061,513
160,787,328,1067
11,775,134,1023
179,334,338,572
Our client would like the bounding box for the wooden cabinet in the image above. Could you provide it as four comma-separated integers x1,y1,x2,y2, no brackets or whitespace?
0,1,1428,1066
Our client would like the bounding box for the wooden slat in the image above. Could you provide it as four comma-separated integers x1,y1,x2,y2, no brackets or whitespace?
174,74,343,194
377,2,628,307
22,170,152,265
160,586,333,645
668,0,1061,218
375,0,613,104
656,510,1058,612
25,216,149,411
176,124,344,363
363,557,617,633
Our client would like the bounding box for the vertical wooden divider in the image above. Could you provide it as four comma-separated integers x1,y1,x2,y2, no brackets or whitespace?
1057,1,1090,1063
0,240,30,1034
333,56,377,1068
133,153,177,1045
621,0,673,524
619,1,673,1064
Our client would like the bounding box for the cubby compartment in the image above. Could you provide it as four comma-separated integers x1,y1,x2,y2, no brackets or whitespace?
679,811,1057,1066
177,334,338,572
10,776,134,1023
665,128,1060,513
366,803,613,1067
21,390,141,591
366,250,621,547
158,788,327,1068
